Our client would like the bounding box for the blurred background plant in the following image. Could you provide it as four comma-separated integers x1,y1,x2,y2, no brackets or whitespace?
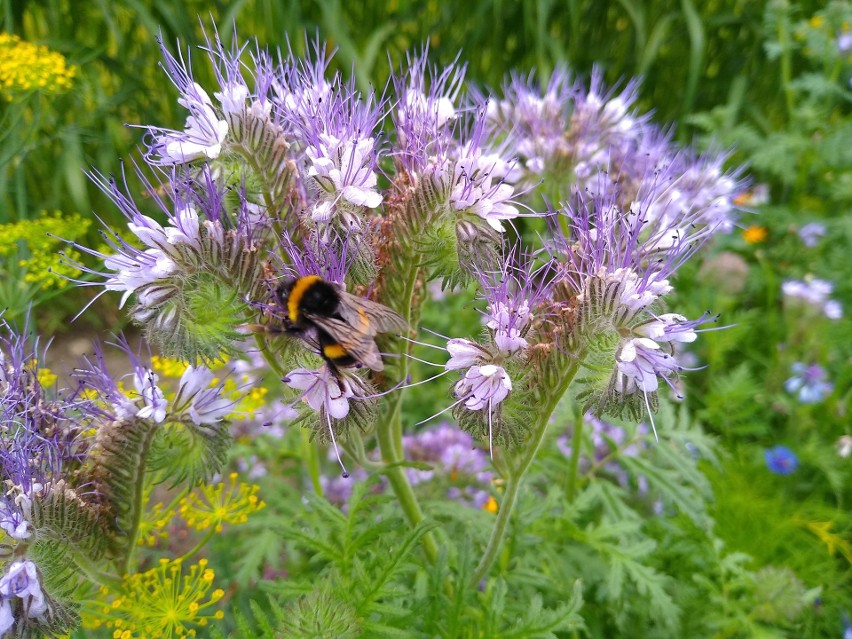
1,0,851,637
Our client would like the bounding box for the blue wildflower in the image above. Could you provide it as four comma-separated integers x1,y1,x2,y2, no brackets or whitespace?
784,362,833,404
764,446,798,475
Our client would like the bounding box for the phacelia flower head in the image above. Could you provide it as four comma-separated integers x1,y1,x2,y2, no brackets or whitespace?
765,445,798,475
784,362,833,404
283,364,378,475
402,423,494,509
67,167,266,363
545,166,718,427
74,336,235,428
482,66,573,177
284,68,385,228
474,248,555,357
392,49,466,172
143,31,283,167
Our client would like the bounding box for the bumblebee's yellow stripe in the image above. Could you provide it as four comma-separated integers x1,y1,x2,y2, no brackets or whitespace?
288,275,322,322
322,343,348,360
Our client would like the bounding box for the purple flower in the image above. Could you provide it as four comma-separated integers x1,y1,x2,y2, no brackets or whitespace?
171,365,237,425
74,338,167,423
402,423,494,508
474,248,555,356
0,560,47,633
319,468,369,508
454,364,513,411
764,446,798,475
784,362,833,404
838,30,852,54
782,278,843,319
281,59,385,226
482,66,572,176
798,222,826,247
391,49,465,173
284,365,355,420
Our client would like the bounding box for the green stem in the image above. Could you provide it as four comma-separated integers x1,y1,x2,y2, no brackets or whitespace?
178,525,218,563
375,399,438,562
372,250,439,559
302,428,324,498
121,424,159,576
71,551,123,590
254,333,287,378
565,406,585,502
471,359,581,585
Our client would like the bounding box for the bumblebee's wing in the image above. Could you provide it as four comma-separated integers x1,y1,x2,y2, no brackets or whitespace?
335,291,407,336
306,314,386,371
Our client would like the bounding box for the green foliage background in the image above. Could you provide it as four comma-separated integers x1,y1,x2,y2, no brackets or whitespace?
2,0,851,638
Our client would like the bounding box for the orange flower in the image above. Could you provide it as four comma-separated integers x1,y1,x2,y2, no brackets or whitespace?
742,225,768,244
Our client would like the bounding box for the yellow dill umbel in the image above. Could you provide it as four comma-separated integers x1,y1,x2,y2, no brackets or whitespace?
0,211,90,290
81,559,225,638
0,33,77,97
179,472,265,533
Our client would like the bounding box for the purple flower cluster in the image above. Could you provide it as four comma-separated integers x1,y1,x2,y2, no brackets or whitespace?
73,337,235,426
782,278,843,319
557,413,647,487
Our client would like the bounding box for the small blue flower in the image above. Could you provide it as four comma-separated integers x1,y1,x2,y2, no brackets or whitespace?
798,222,826,248
784,362,833,404
764,446,798,475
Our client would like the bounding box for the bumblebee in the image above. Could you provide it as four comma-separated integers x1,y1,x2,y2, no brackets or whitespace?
275,275,406,372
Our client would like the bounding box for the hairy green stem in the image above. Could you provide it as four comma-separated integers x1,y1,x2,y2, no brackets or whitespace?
565,405,585,502
471,359,581,584
373,255,438,559
71,551,123,590
122,424,160,576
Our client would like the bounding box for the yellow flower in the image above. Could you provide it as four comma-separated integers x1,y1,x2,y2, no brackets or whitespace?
151,356,190,379
742,225,768,244
36,366,58,388
0,33,76,97
81,559,225,638
179,472,265,533
0,211,90,290
483,495,499,514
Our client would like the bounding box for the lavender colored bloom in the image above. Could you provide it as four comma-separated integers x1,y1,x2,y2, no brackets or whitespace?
402,423,493,508
782,278,843,319
274,48,386,227
482,66,572,176
838,30,852,54
784,362,833,404
445,338,489,371
320,468,369,508
0,560,47,633
474,249,555,356
546,167,715,414
391,50,466,173
142,32,281,166
171,365,236,425
798,222,826,247
284,365,355,420
454,364,512,411
764,445,798,475
74,338,167,423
